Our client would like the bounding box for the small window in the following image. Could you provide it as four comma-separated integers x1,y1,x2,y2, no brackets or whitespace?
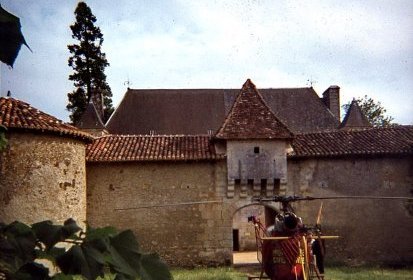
254,146,260,154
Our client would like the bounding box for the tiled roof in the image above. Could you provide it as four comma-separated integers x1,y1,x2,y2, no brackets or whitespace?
86,135,224,162
339,99,372,130
290,126,413,158
215,79,294,140
0,97,93,142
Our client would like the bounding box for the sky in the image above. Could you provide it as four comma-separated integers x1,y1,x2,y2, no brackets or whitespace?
1,0,412,124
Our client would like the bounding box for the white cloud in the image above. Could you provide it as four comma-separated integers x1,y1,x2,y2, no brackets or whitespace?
1,0,412,124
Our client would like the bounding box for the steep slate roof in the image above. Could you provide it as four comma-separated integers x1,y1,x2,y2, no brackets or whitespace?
0,97,93,142
77,101,105,129
340,99,372,130
215,79,293,139
259,87,339,133
290,126,413,158
86,135,224,162
106,85,339,135
106,89,227,135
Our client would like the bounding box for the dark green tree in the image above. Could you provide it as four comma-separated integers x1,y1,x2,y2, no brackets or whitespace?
342,95,394,127
67,2,114,124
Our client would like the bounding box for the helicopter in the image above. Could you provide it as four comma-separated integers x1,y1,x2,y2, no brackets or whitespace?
246,195,413,280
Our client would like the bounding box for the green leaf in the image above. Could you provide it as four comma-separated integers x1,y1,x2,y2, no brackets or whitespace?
37,246,66,263
32,221,63,250
0,221,37,274
106,230,142,279
85,226,117,242
55,244,105,280
52,273,75,280
14,262,50,280
139,253,172,280
32,220,81,250
62,219,82,239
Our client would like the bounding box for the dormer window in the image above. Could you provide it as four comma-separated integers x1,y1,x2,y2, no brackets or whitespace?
254,146,260,154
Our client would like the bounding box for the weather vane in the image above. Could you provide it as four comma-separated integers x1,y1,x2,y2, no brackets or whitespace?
306,78,317,87
124,77,133,89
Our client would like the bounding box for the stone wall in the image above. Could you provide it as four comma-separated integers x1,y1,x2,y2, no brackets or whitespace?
0,132,87,225
226,140,288,198
287,155,413,265
86,153,413,266
87,160,234,267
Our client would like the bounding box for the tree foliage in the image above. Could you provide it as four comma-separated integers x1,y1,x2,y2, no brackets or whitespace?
342,95,394,127
0,219,172,280
67,2,114,124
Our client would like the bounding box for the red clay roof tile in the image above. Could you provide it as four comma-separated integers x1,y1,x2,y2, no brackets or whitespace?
290,126,413,158
0,97,93,142
215,79,294,140
86,135,224,162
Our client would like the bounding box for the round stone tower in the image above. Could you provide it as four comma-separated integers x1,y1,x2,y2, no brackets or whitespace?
0,97,93,225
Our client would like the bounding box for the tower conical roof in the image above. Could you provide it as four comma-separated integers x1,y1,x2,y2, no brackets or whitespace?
77,100,105,129
215,79,293,140
340,99,372,130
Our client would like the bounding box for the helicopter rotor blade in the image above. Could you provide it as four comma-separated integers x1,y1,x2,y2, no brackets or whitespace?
303,195,413,201
252,195,413,203
114,200,223,211
316,202,323,226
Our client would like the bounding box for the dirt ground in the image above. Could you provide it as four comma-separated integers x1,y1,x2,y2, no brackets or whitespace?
233,252,264,277
233,251,260,265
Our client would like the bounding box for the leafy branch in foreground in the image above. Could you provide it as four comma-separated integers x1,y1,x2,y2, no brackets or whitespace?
0,218,172,280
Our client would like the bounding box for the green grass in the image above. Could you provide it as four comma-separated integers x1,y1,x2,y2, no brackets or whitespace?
326,266,413,280
172,267,245,280
171,266,413,280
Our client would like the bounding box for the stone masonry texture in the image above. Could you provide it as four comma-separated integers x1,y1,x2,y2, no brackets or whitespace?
287,156,413,265
0,132,87,225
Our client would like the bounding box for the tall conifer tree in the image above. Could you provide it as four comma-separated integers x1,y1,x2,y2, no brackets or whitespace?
67,2,113,124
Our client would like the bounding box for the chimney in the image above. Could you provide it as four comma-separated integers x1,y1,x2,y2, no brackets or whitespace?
322,85,340,121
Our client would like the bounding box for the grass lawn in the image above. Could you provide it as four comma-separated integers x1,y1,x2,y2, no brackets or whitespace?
326,266,413,280
171,266,413,280
172,267,245,280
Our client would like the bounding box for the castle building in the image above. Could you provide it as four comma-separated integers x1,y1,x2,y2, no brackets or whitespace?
1,79,412,266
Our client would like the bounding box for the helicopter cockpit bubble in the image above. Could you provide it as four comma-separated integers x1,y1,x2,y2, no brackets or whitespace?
267,212,303,236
